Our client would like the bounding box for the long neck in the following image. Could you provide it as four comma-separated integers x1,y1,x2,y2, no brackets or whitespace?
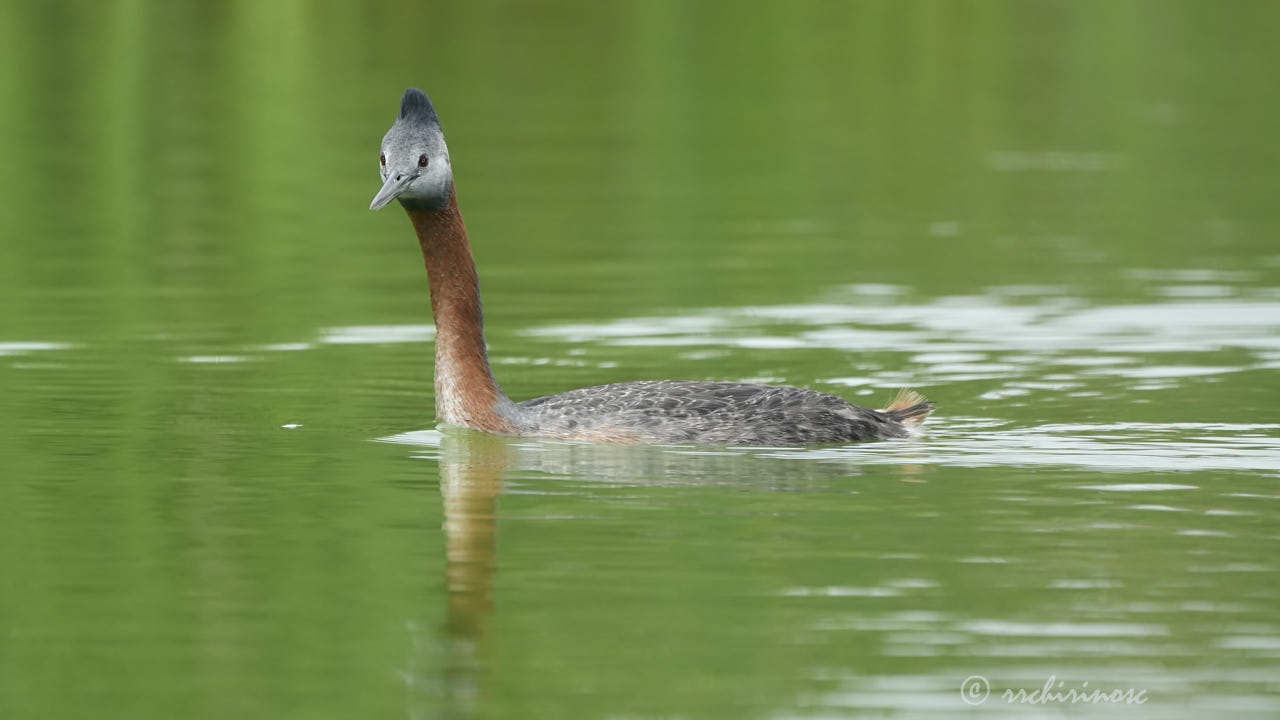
406,189,516,433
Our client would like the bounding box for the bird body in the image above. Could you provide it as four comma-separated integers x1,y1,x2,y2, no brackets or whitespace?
514,381,932,445
371,88,933,446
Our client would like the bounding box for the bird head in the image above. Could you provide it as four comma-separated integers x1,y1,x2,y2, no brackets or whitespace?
369,88,453,211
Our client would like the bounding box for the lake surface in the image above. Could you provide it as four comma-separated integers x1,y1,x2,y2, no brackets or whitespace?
2,1,1278,718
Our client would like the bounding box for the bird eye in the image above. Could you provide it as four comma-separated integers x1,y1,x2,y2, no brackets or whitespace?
418,154,429,168
379,153,386,166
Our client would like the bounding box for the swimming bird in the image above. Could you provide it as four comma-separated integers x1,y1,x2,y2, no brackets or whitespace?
369,88,933,445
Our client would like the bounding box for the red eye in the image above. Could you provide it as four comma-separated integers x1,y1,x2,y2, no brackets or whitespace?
418,154,429,168
379,153,386,166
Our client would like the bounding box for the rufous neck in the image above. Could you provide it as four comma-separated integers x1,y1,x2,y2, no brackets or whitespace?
405,189,515,433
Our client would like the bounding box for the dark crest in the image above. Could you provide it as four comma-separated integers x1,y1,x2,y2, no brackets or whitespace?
399,88,439,127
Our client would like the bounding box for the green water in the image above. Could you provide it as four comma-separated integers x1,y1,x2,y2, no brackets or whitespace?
3,1,1279,718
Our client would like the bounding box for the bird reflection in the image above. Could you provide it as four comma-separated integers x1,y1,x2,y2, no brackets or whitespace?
412,428,925,718
436,431,510,719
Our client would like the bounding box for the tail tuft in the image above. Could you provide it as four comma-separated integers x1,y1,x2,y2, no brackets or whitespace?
882,389,934,427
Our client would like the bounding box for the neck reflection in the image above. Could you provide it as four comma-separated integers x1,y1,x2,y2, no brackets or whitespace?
437,431,510,718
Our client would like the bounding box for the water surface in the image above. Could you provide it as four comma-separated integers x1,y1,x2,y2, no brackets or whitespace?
2,1,1279,718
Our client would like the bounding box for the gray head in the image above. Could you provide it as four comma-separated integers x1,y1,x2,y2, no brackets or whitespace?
369,88,454,212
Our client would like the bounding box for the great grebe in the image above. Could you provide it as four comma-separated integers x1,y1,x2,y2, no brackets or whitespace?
369,88,933,445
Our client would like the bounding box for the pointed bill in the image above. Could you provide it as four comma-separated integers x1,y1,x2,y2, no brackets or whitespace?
369,173,415,210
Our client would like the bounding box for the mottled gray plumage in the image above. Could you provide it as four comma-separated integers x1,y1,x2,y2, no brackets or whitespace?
509,381,932,445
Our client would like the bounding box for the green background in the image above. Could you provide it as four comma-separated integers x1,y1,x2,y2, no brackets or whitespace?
2,1,1278,718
